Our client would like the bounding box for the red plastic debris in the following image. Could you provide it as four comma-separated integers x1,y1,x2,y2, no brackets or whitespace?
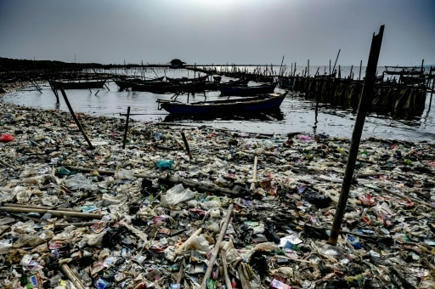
0,133,14,142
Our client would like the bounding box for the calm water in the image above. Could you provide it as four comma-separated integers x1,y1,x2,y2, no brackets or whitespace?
3,68,434,142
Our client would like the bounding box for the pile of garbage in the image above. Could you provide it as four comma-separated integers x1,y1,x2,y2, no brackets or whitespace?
0,100,433,289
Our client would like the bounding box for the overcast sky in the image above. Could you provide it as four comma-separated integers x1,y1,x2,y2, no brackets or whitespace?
0,0,433,65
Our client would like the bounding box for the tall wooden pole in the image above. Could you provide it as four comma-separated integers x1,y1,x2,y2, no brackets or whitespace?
328,25,384,245
358,60,363,80
332,49,341,74
122,106,131,149
59,89,94,149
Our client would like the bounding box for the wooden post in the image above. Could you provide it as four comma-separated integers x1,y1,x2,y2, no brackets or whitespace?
122,106,131,149
358,60,362,80
180,131,192,160
50,82,60,103
329,59,332,74
332,49,341,74
328,25,384,245
59,89,94,149
307,59,310,77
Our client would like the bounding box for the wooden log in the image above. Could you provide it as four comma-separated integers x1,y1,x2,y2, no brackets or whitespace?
0,206,101,219
328,25,385,245
61,264,86,289
200,204,234,289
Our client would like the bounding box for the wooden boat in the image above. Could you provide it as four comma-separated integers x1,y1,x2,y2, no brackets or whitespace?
219,83,276,96
157,91,287,115
218,78,249,88
115,76,165,90
49,79,106,90
166,75,208,83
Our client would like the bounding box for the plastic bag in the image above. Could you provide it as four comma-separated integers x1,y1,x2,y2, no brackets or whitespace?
160,184,196,207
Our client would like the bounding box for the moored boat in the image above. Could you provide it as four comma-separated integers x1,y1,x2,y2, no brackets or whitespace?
157,91,287,115
219,83,276,96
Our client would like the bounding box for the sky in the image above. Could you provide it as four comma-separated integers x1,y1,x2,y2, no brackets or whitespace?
0,0,434,66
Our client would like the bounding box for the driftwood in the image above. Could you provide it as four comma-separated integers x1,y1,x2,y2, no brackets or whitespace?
0,206,101,219
61,264,86,289
200,204,234,289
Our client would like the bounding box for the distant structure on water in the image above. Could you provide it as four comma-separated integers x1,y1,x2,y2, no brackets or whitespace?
170,59,185,69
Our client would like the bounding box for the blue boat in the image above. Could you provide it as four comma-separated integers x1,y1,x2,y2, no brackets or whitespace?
157,92,287,115
219,83,276,96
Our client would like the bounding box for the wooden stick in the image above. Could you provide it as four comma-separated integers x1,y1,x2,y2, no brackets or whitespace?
200,204,234,289
0,206,101,219
61,264,86,289
122,106,131,149
180,131,192,160
250,156,258,191
3,203,80,212
59,89,94,149
175,228,202,255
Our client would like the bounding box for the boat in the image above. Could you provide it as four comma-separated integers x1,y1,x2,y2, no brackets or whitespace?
49,79,106,90
115,76,165,90
166,75,208,83
219,83,276,96
218,78,249,88
157,91,287,115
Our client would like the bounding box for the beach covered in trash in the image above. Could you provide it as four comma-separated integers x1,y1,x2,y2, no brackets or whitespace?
0,99,434,289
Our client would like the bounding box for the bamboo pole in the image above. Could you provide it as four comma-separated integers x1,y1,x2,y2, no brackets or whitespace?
328,25,385,245
200,204,234,289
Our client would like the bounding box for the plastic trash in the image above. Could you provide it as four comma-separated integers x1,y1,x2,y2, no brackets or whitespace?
0,133,14,142
160,184,196,207
270,279,292,289
155,159,174,170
